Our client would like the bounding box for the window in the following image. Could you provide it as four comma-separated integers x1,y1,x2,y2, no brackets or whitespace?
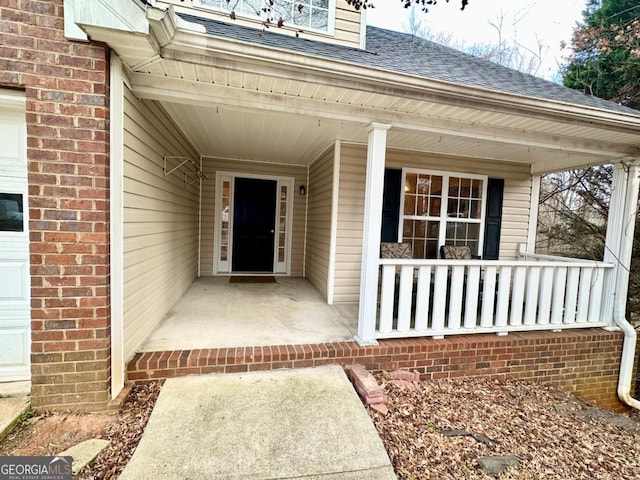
194,0,335,34
399,169,487,259
0,193,24,232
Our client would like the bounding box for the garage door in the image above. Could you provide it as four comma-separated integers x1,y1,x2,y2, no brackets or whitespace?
0,90,30,382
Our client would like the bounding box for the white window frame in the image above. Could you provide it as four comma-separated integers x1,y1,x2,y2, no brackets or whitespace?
399,168,488,258
193,0,336,35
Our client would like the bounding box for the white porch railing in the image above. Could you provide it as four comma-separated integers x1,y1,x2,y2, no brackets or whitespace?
377,257,614,339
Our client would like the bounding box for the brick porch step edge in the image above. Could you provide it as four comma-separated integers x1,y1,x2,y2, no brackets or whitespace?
125,330,626,412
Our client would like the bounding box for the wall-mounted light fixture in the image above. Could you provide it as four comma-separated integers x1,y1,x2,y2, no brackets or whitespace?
299,185,306,196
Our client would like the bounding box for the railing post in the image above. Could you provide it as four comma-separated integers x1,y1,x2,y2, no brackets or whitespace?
355,122,391,346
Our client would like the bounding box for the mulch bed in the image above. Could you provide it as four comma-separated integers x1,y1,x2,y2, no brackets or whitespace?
0,382,162,480
77,381,163,480
368,376,640,479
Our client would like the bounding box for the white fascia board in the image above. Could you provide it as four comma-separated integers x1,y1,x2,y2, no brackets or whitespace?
63,0,89,42
74,0,149,35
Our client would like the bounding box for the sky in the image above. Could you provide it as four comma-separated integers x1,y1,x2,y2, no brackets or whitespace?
365,0,587,81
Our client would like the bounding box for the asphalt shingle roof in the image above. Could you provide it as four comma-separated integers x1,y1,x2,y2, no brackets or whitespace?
177,12,640,117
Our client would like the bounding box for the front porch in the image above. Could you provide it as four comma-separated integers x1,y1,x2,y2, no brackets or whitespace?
137,277,359,351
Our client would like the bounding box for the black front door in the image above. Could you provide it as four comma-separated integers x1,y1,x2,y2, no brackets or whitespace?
232,177,277,272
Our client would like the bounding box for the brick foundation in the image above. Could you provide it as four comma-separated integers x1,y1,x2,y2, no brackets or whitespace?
1,0,111,410
127,329,626,412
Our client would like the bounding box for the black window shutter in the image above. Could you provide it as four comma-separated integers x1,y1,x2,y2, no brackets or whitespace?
381,168,402,242
483,178,504,260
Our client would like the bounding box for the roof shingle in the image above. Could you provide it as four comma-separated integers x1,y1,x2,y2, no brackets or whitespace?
177,12,640,117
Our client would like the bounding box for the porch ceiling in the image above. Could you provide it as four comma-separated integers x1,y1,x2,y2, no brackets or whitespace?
76,3,640,172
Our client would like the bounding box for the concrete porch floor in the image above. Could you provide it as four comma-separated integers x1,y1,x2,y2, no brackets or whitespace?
138,277,359,352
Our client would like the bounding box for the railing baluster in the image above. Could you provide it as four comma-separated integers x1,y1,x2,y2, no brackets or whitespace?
588,267,605,323
576,268,592,322
396,265,414,333
537,266,554,325
414,265,431,332
510,266,526,326
379,264,396,333
550,267,567,326
464,266,480,328
495,266,511,328
448,265,465,330
524,266,540,325
432,265,448,331
563,267,580,324
480,266,497,328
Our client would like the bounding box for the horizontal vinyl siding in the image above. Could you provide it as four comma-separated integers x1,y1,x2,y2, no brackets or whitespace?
334,143,532,303
305,147,334,300
200,158,307,277
123,88,200,360
158,0,362,48
334,144,366,303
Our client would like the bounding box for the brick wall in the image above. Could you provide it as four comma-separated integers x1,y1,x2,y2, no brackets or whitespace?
127,330,626,411
0,0,111,410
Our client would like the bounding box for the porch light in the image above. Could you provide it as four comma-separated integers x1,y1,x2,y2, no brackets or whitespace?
299,185,306,196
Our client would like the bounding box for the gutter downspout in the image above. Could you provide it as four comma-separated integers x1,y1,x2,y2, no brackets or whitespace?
614,161,640,410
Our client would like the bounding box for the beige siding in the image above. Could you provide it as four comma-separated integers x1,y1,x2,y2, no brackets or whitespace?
157,0,363,48
334,143,532,303
123,87,200,360
200,159,308,277
305,147,335,300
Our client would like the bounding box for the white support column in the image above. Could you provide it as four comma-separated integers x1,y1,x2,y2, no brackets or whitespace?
110,52,125,399
602,163,629,326
355,122,391,345
526,174,541,253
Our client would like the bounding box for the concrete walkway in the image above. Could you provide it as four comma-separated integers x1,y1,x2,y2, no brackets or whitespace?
0,381,30,441
119,366,396,480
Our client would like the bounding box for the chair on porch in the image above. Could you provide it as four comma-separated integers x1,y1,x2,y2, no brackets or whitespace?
440,245,479,260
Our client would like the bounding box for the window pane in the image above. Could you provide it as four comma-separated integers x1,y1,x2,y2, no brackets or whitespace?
459,199,470,218
429,197,441,216
0,193,23,232
312,0,329,8
403,219,414,238
470,199,481,219
417,175,430,194
448,176,459,196
471,179,482,198
447,198,458,217
459,177,471,197
311,7,328,29
431,176,442,195
404,195,416,216
405,173,417,194
293,5,311,27
417,196,429,216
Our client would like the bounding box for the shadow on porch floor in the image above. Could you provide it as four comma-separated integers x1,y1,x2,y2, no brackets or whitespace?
137,276,358,352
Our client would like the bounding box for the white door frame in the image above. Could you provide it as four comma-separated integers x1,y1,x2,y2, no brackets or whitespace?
214,172,294,275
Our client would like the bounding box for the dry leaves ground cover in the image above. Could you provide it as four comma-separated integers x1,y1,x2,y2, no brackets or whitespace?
0,382,162,480
369,376,640,479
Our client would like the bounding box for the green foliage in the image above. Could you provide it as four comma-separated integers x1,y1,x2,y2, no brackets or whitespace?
562,0,640,109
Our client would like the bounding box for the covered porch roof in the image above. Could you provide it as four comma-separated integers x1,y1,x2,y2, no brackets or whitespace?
73,0,640,173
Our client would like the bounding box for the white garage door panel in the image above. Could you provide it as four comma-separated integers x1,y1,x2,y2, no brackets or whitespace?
0,90,30,383
0,261,29,303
